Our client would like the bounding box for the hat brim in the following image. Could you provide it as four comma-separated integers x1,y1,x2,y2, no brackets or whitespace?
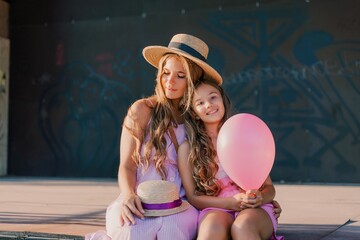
143,46,222,85
143,199,190,217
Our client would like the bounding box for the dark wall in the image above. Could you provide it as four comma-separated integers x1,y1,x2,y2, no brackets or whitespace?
8,0,360,182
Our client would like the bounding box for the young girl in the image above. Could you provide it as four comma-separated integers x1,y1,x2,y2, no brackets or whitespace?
178,79,283,240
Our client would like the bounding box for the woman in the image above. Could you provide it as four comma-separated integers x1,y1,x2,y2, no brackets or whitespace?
105,34,223,240
178,79,283,240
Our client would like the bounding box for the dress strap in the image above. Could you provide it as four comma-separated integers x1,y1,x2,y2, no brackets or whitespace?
169,127,179,153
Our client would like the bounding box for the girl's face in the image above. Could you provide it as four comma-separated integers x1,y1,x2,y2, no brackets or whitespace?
192,83,225,125
161,57,187,100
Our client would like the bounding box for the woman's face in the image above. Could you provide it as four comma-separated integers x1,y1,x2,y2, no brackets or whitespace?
192,83,225,125
161,56,187,100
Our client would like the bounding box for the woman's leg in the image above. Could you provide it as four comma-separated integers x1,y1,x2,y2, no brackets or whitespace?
106,196,158,240
197,209,233,240
157,205,199,240
231,208,273,240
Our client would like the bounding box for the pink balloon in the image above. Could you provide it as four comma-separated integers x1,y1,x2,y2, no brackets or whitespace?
217,113,275,191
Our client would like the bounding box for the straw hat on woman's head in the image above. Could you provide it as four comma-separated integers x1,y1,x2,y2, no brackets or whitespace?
142,33,222,85
137,180,190,217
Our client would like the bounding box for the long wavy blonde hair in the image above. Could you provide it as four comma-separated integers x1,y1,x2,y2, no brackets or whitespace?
184,79,232,196
131,53,203,179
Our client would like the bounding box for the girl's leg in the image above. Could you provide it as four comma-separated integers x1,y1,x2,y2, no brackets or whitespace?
231,208,273,240
197,210,233,240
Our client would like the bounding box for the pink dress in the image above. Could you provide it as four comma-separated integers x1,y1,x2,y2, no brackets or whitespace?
86,124,198,240
198,163,284,240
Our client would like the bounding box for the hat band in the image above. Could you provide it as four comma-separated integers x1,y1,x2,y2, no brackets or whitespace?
168,42,207,62
142,198,182,210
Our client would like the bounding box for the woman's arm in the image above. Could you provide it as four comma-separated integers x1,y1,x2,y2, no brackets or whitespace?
117,98,153,225
178,141,243,211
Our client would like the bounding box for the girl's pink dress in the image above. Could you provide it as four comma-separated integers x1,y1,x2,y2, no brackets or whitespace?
86,124,198,240
198,164,284,240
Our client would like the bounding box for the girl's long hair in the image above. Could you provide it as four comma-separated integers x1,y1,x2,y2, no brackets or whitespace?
132,54,203,179
184,79,232,196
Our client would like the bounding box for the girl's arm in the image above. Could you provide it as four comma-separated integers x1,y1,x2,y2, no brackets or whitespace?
118,98,153,225
178,141,243,211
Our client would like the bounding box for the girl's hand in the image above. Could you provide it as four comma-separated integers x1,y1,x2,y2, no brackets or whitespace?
272,200,282,219
231,193,246,211
119,193,145,226
240,189,263,209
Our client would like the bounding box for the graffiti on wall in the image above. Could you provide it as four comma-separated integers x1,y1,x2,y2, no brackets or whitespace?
203,8,360,181
39,49,137,176
32,5,359,180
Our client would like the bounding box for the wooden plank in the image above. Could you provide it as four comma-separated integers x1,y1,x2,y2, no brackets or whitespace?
0,37,9,176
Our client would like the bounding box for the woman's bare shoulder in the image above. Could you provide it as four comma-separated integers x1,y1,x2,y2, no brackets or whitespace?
129,99,150,113
126,97,157,128
131,96,157,110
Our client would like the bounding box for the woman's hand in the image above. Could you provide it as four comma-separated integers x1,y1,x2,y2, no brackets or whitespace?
239,189,263,209
119,193,145,226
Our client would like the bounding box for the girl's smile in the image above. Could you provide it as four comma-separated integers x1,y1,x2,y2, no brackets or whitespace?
192,83,225,125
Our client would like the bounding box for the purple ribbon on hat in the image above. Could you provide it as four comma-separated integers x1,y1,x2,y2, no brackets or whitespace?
142,198,182,210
